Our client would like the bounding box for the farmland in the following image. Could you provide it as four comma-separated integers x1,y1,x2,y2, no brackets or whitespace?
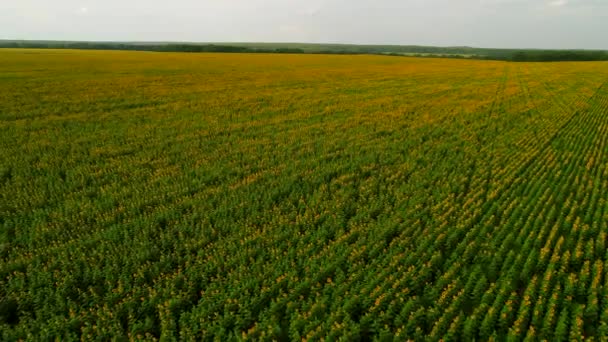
1,49,608,340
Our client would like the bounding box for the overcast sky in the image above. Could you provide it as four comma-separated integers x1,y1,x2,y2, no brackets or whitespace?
1,0,607,49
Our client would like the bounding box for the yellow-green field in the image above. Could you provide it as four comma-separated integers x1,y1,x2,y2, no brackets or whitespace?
2,49,608,340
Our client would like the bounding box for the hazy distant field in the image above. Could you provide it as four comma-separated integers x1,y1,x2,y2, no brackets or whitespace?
2,49,608,340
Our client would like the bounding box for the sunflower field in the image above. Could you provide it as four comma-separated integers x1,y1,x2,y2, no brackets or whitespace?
1,49,608,340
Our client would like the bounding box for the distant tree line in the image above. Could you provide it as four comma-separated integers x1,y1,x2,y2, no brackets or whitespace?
1,40,607,62
0,41,305,54
510,50,608,62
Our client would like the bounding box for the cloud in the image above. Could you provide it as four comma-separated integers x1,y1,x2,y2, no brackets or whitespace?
1,0,606,49
548,0,568,6
279,24,305,35
303,7,322,16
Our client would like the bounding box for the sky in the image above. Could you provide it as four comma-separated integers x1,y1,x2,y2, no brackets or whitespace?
1,0,607,49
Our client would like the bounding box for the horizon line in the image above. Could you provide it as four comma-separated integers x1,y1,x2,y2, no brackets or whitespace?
1,38,607,52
